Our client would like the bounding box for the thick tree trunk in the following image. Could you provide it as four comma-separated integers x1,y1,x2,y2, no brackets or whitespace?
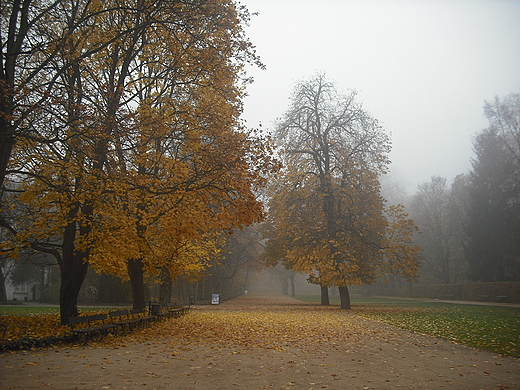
128,258,146,310
0,128,14,190
339,285,351,309
59,204,91,325
159,277,172,307
0,77,15,190
0,265,7,302
320,285,330,305
59,256,89,324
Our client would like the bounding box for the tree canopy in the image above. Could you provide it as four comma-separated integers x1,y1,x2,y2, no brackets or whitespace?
1,0,278,323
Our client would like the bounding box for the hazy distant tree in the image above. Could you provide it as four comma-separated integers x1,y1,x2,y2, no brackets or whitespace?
380,172,409,207
466,95,520,281
411,176,467,284
484,93,520,181
210,225,265,298
448,174,471,279
267,264,297,296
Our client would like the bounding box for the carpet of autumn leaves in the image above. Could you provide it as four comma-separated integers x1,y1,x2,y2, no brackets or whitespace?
152,308,366,352
0,314,72,351
0,296,380,352
1,295,519,358
3,295,520,390
131,296,389,354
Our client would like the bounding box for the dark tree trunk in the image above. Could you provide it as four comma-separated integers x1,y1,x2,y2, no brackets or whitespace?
0,73,15,190
0,264,8,302
128,258,146,310
59,202,91,325
0,127,14,190
339,285,351,309
290,275,296,297
59,256,89,324
320,285,330,305
159,277,172,307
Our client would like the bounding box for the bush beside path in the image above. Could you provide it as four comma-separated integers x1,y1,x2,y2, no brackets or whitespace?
1,294,518,389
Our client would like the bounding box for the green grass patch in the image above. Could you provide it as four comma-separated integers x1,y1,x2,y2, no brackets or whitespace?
296,294,407,305
0,306,124,316
296,295,520,357
0,306,61,316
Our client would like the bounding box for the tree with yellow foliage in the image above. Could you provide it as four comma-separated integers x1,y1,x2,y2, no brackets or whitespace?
266,74,420,309
3,0,278,324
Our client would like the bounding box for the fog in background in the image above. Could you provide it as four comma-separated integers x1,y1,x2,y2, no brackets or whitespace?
246,270,322,295
240,0,520,193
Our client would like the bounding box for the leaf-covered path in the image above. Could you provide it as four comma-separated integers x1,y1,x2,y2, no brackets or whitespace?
1,294,518,389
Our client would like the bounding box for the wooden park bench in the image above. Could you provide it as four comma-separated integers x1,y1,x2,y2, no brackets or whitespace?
152,303,190,320
166,303,189,318
109,309,138,335
130,308,155,328
68,314,118,345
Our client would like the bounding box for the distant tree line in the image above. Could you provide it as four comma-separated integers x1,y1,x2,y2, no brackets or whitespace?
265,83,520,298
409,92,520,284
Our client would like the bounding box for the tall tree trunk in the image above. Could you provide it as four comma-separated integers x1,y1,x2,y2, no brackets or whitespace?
159,276,172,307
59,202,91,324
59,255,89,324
128,258,146,310
290,275,296,297
339,285,351,309
0,264,7,302
0,74,15,190
0,126,14,190
320,285,330,305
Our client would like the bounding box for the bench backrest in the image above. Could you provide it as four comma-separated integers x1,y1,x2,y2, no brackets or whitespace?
69,313,107,327
109,309,129,318
131,308,148,316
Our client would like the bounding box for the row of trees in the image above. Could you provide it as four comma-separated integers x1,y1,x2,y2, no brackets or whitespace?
0,223,263,305
405,92,520,285
0,0,278,323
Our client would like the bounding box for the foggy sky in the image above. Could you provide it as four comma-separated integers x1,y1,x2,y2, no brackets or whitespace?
240,0,520,193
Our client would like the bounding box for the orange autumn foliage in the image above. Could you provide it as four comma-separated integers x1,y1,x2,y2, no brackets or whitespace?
3,0,279,322
264,74,420,307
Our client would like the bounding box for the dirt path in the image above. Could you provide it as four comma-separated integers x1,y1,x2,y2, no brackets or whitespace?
1,294,518,390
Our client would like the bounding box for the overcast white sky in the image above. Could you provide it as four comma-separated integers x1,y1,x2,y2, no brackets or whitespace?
240,0,520,193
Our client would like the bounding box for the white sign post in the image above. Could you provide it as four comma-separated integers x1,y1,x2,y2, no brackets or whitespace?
211,294,220,305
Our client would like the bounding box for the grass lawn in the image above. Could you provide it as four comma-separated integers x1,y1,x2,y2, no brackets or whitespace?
0,306,61,316
297,295,520,357
0,306,123,316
